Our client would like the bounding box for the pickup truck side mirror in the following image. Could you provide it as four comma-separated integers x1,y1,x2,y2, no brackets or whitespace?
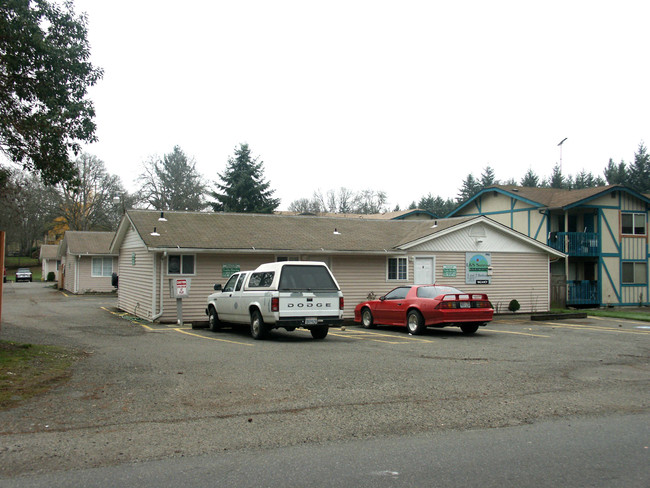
213,284,222,291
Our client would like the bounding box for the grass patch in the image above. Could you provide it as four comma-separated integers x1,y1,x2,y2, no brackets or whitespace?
551,308,650,322
0,341,85,410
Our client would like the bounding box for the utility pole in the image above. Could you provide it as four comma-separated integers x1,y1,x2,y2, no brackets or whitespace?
557,137,568,172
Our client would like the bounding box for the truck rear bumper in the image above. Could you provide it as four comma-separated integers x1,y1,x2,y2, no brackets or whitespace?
276,317,343,327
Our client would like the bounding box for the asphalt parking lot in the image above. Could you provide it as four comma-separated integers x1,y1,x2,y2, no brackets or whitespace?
1,282,649,478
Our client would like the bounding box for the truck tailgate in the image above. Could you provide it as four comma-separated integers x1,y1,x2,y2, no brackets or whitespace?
279,292,341,319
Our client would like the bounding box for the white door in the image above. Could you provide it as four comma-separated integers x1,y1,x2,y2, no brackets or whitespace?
414,257,434,284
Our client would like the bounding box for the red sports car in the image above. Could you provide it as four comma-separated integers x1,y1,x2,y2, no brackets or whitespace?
354,285,493,335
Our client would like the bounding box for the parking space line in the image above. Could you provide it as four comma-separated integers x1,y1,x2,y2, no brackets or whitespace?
535,321,650,336
330,329,435,343
175,329,253,346
589,316,650,326
487,329,550,338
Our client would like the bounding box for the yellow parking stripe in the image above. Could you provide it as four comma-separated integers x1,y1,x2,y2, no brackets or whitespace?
487,329,549,338
330,329,435,343
589,316,650,326
175,328,253,346
535,321,650,335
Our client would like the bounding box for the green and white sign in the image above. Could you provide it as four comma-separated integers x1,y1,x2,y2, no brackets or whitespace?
222,264,240,278
442,265,457,277
466,252,491,284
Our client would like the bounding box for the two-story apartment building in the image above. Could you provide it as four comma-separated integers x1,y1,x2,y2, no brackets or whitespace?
448,185,650,308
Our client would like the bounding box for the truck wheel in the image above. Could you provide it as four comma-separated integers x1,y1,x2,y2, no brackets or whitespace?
460,323,480,335
208,307,222,332
361,308,375,329
406,310,425,335
250,309,268,340
310,325,328,339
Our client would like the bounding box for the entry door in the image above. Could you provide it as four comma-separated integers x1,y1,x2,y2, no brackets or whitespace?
414,257,434,285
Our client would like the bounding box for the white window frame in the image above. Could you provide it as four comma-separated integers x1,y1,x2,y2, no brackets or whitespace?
91,257,113,277
387,256,408,281
167,254,196,275
621,212,647,236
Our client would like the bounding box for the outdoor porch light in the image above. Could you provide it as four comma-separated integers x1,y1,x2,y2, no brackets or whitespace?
158,211,167,222
150,227,160,236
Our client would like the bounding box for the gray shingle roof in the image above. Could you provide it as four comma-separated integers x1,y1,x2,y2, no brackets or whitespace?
124,210,471,253
61,231,116,256
39,244,59,260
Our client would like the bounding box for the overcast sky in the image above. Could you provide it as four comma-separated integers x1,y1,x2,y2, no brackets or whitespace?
72,0,649,210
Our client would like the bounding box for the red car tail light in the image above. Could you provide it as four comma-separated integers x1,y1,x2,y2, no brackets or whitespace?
271,297,279,312
339,297,344,310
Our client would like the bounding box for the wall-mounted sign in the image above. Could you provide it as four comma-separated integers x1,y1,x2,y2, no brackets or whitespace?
442,265,457,277
466,252,491,284
222,264,240,278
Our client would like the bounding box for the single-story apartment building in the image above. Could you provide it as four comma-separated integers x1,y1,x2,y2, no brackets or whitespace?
58,231,118,294
39,244,60,282
110,210,565,323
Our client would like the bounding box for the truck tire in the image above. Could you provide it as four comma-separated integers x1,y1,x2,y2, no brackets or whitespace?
310,325,328,339
250,309,268,340
208,307,222,332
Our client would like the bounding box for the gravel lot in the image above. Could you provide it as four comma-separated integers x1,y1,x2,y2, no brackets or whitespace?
1,282,649,478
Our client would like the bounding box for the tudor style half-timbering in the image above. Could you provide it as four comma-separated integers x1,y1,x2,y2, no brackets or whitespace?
449,185,650,307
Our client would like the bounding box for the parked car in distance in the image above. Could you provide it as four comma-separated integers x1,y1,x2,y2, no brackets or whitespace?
354,285,493,335
15,268,33,282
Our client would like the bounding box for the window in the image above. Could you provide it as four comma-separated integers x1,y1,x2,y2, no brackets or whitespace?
384,287,411,300
234,273,247,291
168,254,195,275
621,213,646,235
278,265,338,291
223,274,239,292
387,257,407,280
92,257,113,277
622,262,647,284
277,256,299,262
249,272,275,288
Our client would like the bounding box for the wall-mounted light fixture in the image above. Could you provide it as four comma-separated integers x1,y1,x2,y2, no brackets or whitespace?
150,227,160,236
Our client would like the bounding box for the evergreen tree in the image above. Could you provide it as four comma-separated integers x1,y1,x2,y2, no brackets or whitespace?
520,168,539,187
604,158,628,185
210,143,279,213
417,193,456,217
480,166,497,187
547,164,567,189
628,142,650,192
457,173,480,202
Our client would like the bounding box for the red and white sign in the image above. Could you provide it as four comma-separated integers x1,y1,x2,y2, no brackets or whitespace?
176,279,187,296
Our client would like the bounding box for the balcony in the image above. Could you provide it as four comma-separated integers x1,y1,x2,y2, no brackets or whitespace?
547,232,599,256
567,280,599,306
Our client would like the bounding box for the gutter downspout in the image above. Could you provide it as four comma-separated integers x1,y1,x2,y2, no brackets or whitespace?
151,252,165,321
76,255,81,294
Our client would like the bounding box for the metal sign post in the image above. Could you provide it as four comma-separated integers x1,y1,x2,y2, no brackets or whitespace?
169,278,191,325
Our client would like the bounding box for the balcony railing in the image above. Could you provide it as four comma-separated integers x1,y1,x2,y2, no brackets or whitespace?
547,232,599,256
567,280,599,305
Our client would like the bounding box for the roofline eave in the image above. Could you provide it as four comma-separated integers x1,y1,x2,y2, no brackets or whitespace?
145,247,406,255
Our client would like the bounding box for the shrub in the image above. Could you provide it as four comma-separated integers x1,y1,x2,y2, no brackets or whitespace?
47,271,55,282
508,299,520,313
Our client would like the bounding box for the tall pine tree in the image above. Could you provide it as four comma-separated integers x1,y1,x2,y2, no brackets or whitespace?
210,143,280,213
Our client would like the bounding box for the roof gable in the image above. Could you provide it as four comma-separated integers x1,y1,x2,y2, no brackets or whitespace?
60,231,117,256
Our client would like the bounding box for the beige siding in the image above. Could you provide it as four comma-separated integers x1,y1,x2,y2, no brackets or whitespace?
41,258,59,282
601,208,620,254
157,253,276,323
601,256,620,305
333,255,395,320
118,245,155,318
75,256,116,293
621,237,647,260
63,251,76,293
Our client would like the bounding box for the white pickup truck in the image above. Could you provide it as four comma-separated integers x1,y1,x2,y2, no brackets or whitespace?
205,261,344,339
